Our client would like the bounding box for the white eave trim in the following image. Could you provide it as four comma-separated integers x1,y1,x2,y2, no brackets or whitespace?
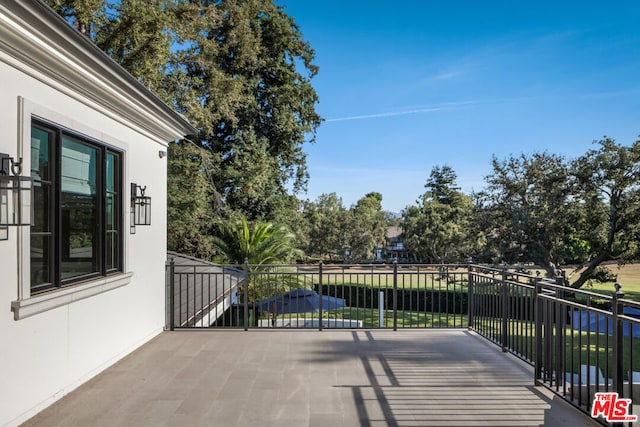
0,0,197,145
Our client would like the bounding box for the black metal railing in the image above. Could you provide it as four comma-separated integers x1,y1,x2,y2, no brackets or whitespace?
531,280,640,425
165,260,243,328
165,258,640,424
468,265,544,363
166,260,471,330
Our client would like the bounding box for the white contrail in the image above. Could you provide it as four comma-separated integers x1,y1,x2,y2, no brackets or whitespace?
325,101,477,122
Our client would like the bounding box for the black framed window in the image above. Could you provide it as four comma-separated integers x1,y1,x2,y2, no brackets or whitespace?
30,119,123,293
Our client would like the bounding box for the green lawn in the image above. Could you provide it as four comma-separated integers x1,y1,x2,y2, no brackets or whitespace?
319,269,470,290
269,308,467,328
475,316,640,380
321,263,640,302
575,263,640,302
249,272,456,297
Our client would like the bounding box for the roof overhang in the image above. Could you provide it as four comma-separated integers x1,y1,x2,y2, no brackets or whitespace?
0,0,198,145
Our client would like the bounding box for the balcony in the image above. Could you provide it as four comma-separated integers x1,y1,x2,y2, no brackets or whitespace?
21,329,598,426
21,260,637,425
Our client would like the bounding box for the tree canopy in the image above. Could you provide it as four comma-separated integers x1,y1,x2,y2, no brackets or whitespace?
346,192,387,262
170,0,321,219
480,152,585,277
298,192,388,262
570,138,640,287
301,193,348,260
403,166,472,263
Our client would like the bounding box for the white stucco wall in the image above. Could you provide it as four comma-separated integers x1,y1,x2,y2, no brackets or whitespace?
0,50,170,427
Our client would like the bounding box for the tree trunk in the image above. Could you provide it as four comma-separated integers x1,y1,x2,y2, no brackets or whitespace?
571,204,617,289
570,252,609,289
527,240,557,280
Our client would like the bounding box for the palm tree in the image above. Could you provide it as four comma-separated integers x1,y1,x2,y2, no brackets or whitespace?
212,215,303,265
212,215,306,302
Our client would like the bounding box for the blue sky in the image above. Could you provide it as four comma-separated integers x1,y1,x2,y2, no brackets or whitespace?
277,1,640,213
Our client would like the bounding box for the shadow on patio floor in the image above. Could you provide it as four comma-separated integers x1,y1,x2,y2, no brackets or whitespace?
22,329,600,426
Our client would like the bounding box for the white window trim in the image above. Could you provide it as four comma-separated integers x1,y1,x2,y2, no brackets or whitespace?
11,272,133,320
12,97,132,319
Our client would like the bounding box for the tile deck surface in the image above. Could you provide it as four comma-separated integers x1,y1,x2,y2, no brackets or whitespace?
22,329,600,426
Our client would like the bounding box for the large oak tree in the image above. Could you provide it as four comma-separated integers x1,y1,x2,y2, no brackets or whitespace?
570,138,640,288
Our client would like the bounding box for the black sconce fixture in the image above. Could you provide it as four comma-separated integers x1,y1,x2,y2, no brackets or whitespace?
130,182,151,234
0,153,32,241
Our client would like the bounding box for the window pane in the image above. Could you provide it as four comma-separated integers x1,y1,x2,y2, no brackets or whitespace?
106,231,117,271
31,127,51,181
61,136,98,279
31,235,51,288
106,193,114,229
106,153,116,230
31,125,53,290
105,152,120,272
106,152,114,192
32,181,51,233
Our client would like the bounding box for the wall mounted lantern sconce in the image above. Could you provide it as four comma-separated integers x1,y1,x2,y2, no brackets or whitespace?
130,182,151,234
0,153,32,241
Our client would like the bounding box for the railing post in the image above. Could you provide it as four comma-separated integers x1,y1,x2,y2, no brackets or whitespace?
318,261,323,331
393,260,398,331
243,259,249,331
612,282,624,396
534,280,543,385
501,267,509,352
168,257,175,331
554,272,565,389
467,264,474,330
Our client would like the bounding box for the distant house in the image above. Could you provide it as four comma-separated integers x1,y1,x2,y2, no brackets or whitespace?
381,226,413,262
0,1,196,426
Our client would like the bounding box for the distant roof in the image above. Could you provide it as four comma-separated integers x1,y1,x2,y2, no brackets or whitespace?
387,226,403,239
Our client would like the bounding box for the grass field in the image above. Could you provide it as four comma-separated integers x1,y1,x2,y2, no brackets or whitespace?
475,317,640,379
571,263,640,301
319,267,470,290
251,263,640,305
322,262,640,301
271,308,468,328
265,262,640,296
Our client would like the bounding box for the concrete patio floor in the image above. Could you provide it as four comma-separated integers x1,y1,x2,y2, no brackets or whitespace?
22,329,600,427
